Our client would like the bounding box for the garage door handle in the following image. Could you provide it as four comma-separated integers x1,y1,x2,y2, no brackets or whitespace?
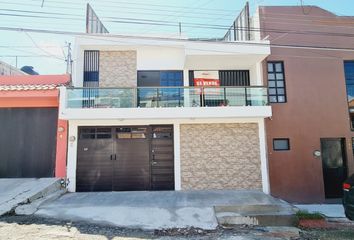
110,155,113,161
152,161,158,166
114,154,117,160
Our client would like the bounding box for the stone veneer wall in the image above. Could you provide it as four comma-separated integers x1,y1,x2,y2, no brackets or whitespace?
180,123,262,190
99,51,137,87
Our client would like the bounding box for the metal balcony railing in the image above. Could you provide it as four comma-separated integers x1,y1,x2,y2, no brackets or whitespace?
65,86,268,109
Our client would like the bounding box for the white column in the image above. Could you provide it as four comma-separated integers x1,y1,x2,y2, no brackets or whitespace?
173,123,181,190
258,118,270,194
256,62,264,85
183,69,190,107
66,122,78,192
58,86,67,119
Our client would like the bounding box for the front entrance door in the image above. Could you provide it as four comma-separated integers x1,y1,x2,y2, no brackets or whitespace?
76,125,174,192
321,138,347,198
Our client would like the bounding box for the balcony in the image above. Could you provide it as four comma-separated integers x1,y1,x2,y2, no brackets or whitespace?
59,86,272,120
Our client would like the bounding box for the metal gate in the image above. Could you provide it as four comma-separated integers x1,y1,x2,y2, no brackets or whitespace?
0,108,58,178
76,125,174,192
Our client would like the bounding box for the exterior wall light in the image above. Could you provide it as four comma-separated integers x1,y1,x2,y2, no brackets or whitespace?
58,126,65,132
313,150,321,158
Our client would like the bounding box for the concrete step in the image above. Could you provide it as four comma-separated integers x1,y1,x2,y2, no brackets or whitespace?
215,204,298,227
0,178,63,216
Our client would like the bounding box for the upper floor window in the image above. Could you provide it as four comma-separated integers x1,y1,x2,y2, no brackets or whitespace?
267,62,286,103
344,61,354,130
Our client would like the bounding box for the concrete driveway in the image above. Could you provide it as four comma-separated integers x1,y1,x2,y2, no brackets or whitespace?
0,178,60,216
35,190,294,230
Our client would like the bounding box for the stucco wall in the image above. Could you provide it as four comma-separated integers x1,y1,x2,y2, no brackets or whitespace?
260,6,354,203
99,51,137,87
180,123,262,190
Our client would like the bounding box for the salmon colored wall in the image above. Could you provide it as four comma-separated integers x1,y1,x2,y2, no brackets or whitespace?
0,88,68,178
55,119,68,178
0,90,59,108
260,6,354,203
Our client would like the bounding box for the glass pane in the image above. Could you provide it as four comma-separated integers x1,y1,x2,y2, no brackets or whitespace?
267,63,274,72
97,134,111,139
247,88,268,106
268,73,275,80
268,81,276,87
269,88,276,95
131,127,147,138
276,73,284,80
269,96,277,103
273,139,289,150
277,88,285,95
159,88,183,107
225,88,245,106
138,88,158,108
275,63,283,72
278,96,286,102
276,81,284,87
321,140,343,168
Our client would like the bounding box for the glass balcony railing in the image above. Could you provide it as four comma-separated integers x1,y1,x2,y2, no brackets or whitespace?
65,86,268,109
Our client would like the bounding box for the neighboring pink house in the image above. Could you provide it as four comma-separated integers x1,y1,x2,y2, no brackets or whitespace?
0,75,69,178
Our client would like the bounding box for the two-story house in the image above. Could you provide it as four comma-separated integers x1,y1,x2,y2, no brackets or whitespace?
259,6,354,203
58,30,272,192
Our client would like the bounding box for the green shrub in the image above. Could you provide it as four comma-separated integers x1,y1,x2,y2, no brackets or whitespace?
296,210,325,220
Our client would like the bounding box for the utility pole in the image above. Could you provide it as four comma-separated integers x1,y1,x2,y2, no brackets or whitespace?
179,22,182,36
65,42,73,74
65,42,73,85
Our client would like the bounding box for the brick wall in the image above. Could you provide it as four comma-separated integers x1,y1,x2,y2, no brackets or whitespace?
99,51,137,87
180,123,262,190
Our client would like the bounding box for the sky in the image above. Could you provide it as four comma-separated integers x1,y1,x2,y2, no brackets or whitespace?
0,0,353,74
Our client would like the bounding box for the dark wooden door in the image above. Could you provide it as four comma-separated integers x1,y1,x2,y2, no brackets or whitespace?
321,138,347,198
113,127,150,191
150,125,175,190
0,108,57,178
76,127,114,191
76,125,174,192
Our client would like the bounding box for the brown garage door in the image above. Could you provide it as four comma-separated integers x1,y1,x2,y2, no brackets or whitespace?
76,125,174,192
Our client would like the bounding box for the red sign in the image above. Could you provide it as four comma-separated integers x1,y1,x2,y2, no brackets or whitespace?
193,71,220,95
193,78,220,87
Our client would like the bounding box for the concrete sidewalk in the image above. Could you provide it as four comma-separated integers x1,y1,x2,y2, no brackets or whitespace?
295,204,346,218
0,178,61,216
35,190,295,230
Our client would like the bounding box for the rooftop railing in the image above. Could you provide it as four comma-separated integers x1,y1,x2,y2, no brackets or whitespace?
66,86,268,109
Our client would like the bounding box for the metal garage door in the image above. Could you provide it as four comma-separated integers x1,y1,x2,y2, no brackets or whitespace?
0,108,58,178
76,125,174,192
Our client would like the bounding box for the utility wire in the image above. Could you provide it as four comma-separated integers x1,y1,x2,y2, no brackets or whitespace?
2,9,354,38
30,0,238,13
1,26,354,53
0,1,238,21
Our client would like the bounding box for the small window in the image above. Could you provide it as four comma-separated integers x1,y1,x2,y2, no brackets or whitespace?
116,127,147,139
273,138,290,151
268,61,287,103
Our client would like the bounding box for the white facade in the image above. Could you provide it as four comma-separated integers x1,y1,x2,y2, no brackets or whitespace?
62,34,272,193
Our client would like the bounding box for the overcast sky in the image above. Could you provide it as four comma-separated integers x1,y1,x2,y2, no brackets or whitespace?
0,0,353,74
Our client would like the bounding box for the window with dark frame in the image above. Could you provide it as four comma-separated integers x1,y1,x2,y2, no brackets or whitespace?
273,138,290,151
267,62,286,103
344,61,354,131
